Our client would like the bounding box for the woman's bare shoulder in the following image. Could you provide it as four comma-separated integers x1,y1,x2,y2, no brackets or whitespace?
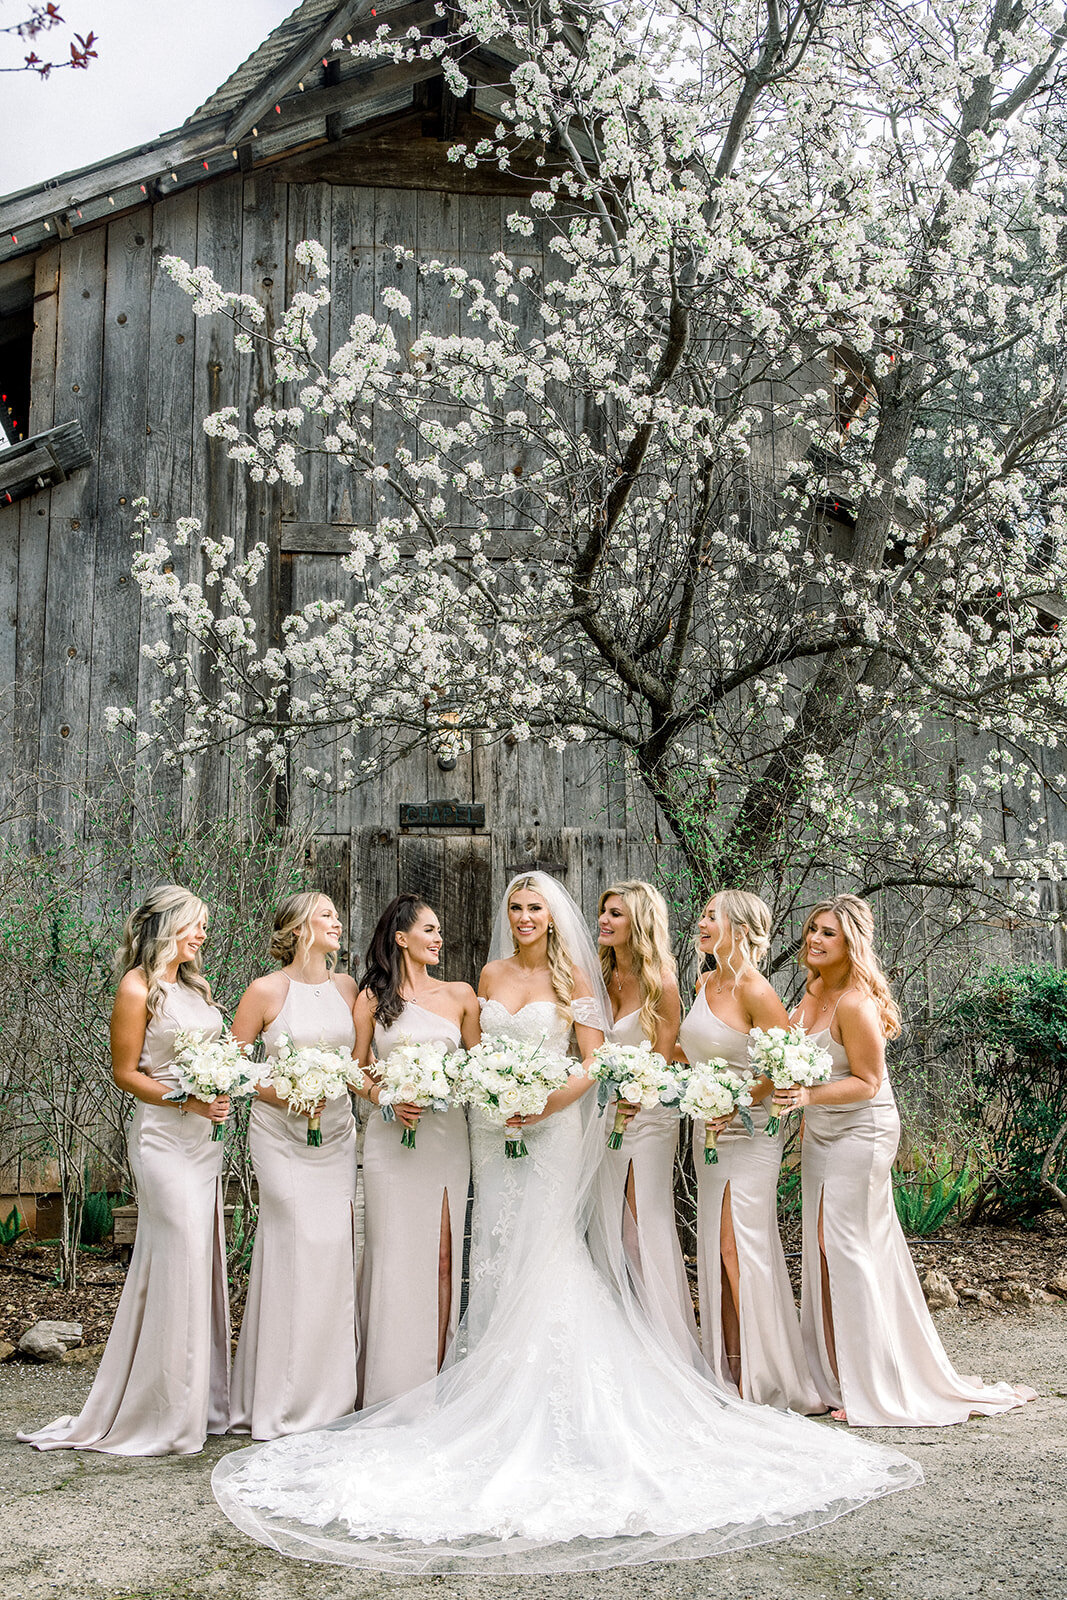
837,988,881,1027
114,968,148,1002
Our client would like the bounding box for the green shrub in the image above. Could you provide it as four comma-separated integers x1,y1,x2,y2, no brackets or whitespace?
0,1206,26,1246
892,1149,975,1235
80,1191,114,1246
941,964,1067,1224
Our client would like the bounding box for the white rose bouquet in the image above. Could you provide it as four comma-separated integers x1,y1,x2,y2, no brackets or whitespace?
678,1060,754,1164
374,1038,461,1150
262,1037,353,1146
588,1040,683,1149
455,1037,572,1158
168,1029,258,1140
748,1026,833,1137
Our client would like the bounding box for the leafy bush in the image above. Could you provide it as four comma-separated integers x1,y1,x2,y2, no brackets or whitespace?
941,964,1067,1224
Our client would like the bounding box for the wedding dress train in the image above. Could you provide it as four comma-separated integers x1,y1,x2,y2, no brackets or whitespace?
212,997,920,1572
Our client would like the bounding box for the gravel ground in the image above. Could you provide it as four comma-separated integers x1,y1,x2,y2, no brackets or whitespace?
0,1306,1063,1600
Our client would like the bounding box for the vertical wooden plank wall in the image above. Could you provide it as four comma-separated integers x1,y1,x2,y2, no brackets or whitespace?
37,230,107,841
85,212,152,809
8,249,60,829
185,175,243,830
138,189,199,822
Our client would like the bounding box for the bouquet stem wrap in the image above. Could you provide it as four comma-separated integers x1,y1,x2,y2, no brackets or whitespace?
609,1104,630,1150
703,1124,720,1164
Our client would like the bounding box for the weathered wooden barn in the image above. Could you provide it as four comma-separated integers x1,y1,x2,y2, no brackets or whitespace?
3,0,1064,991
0,0,674,989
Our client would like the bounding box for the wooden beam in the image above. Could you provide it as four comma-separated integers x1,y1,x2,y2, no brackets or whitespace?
280,522,526,559
224,0,378,146
0,418,91,505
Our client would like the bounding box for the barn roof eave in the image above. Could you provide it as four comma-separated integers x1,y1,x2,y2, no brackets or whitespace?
0,0,447,268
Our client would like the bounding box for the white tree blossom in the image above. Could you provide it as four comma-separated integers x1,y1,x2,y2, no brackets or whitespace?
116,0,1067,946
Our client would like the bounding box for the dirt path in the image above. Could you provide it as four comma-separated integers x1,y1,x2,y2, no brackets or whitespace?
1,1306,1063,1600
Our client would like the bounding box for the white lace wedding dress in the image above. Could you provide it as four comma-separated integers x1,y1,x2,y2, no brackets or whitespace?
211,999,921,1573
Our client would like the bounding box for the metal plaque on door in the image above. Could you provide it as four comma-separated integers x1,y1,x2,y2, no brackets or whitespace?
399,801,486,828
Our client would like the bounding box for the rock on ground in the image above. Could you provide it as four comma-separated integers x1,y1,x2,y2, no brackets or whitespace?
0,1306,1064,1600
16,1322,82,1363
921,1269,959,1311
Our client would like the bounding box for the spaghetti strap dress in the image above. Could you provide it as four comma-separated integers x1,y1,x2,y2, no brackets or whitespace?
800,1022,1035,1425
358,1000,470,1406
20,982,230,1454
597,1009,697,1353
230,977,359,1438
679,984,822,1412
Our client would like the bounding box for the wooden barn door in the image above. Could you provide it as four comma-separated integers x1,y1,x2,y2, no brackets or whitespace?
396,833,493,984
331,827,492,987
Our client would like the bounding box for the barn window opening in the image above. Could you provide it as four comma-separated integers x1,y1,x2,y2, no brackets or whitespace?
0,298,33,447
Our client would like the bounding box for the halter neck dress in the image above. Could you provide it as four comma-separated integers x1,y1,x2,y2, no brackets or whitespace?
21,981,230,1454
597,1008,697,1354
678,982,822,1412
359,998,470,1407
800,1011,1035,1425
230,976,358,1439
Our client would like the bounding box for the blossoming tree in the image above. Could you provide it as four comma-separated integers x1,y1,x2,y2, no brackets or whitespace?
118,0,1067,955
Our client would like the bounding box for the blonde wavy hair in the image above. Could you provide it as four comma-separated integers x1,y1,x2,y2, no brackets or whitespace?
114,885,212,1017
270,891,337,971
700,889,772,989
506,874,576,1023
800,894,901,1039
598,880,676,1046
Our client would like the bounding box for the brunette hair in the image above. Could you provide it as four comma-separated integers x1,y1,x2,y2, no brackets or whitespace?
114,885,212,1016
598,880,676,1046
360,893,432,1028
270,891,337,970
799,894,901,1039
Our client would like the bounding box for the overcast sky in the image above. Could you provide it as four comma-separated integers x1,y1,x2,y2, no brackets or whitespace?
0,0,295,197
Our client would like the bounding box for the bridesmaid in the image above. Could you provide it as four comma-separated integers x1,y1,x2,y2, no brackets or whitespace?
229,892,359,1439
596,880,696,1352
21,886,231,1454
354,895,479,1406
787,893,1035,1426
678,891,823,1412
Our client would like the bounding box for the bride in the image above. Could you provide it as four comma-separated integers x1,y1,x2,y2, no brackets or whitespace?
212,872,920,1573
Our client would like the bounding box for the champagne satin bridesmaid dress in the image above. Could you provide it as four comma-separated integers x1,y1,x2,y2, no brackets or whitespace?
358,1000,470,1406
230,977,359,1438
21,981,230,1454
801,1023,1035,1426
679,984,822,1412
598,1009,697,1354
